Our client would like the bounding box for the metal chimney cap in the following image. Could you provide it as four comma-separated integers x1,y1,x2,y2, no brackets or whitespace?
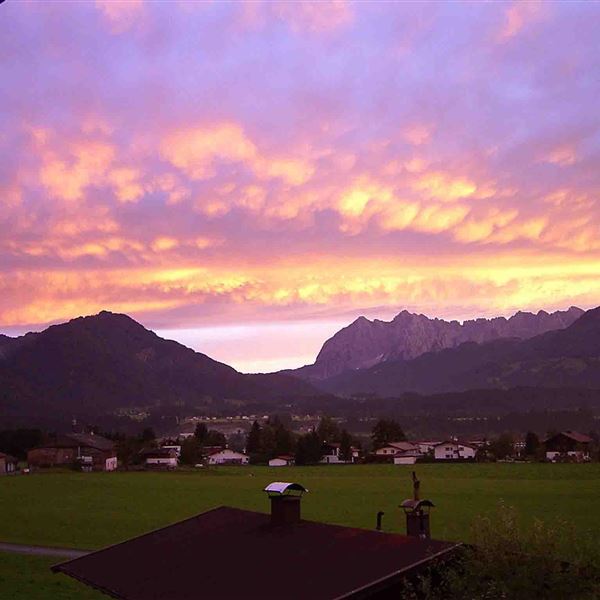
264,482,308,496
400,499,434,511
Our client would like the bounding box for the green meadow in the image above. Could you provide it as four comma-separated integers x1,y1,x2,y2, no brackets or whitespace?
2,463,600,598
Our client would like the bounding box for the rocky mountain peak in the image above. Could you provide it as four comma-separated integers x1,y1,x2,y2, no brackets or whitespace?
293,306,585,380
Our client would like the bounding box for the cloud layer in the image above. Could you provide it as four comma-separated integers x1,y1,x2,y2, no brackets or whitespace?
1,1,600,370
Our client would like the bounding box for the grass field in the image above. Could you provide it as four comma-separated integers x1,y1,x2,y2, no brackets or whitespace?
2,463,600,598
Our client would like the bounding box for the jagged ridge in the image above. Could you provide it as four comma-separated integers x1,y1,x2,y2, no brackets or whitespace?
288,306,584,380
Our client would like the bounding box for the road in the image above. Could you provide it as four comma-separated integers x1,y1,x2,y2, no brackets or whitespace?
0,542,88,559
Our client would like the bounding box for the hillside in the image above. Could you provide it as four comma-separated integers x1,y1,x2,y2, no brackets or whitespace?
0,311,316,416
287,307,583,380
318,307,600,397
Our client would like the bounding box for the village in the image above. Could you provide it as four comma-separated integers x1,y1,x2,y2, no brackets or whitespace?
1,418,593,475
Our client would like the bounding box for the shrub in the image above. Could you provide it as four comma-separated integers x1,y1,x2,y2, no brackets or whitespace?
405,502,600,599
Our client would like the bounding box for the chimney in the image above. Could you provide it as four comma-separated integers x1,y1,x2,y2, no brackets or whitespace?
263,482,308,526
400,471,435,539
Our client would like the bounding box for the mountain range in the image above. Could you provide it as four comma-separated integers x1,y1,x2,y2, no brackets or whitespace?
287,306,584,380
0,305,599,420
315,306,600,397
0,311,317,416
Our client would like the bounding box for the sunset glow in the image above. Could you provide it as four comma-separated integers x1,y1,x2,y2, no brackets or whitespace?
1,1,599,371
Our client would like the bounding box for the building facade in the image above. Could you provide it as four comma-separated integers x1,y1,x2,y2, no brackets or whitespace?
433,441,476,460
207,449,249,465
544,431,592,462
0,452,18,475
27,433,117,471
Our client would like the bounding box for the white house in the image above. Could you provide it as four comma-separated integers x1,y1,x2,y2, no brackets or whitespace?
375,442,418,457
414,441,439,456
207,449,249,465
161,445,182,458
393,450,421,465
268,455,295,467
320,443,360,464
105,456,118,471
141,448,178,469
433,441,476,460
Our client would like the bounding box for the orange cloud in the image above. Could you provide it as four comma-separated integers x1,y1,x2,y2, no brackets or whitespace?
40,141,116,202
161,122,313,186
412,172,478,202
2,253,600,330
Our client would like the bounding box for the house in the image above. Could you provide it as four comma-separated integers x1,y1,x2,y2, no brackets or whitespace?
320,443,360,464
160,445,181,458
268,455,295,467
544,430,592,462
0,452,18,475
433,441,476,460
140,448,178,470
200,445,225,459
374,442,419,462
27,433,117,471
53,482,460,599
393,450,421,465
207,449,249,465
414,441,440,456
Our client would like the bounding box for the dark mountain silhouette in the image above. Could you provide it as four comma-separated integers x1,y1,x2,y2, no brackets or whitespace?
317,306,600,397
0,334,15,359
286,306,583,380
0,311,316,416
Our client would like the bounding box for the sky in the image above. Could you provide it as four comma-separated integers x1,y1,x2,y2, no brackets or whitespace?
1,1,600,373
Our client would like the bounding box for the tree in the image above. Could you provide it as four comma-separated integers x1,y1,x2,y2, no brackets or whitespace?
228,430,246,453
489,433,514,460
524,431,540,457
116,435,143,469
180,437,201,465
316,416,340,443
246,421,262,459
140,427,156,443
194,422,208,444
371,419,406,449
339,429,353,462
272,419,294,457
295,431,323,465
205,430,226,448
0,428,43,460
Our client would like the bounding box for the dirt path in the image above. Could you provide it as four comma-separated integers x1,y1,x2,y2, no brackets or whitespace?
0,542,88,559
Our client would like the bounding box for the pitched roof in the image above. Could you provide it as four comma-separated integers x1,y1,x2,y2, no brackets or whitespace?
36,433,115,452
434,440,476,449
378,442,417,452
53,506,459,600
545,430,593,444
0,452,17,462
139,448,177,459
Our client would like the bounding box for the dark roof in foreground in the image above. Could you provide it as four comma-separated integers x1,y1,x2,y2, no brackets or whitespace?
53,506,459,600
